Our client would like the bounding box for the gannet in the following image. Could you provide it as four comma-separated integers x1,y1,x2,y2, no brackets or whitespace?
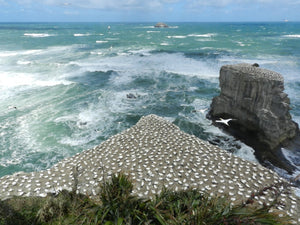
215,118,234,126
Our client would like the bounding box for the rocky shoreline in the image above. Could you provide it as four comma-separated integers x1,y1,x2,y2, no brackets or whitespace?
0,115,299,223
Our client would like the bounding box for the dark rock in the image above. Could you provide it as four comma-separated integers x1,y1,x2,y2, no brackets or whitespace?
154,22,169,28
126,93,137,99
208,63,299,173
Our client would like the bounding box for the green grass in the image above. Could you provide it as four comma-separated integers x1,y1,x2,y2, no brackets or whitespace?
0,173,293,225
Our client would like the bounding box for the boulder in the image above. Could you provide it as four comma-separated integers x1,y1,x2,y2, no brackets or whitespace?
208,63,299,172
126,93,137,99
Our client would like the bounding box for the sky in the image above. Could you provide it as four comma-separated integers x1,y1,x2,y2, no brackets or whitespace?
0,0,299,22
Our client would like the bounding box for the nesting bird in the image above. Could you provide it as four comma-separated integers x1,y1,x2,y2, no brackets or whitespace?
0,115,298,223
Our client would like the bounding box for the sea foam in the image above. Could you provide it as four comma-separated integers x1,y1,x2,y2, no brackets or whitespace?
167,35,186,39
188,33,216,38
1,22,300,184
74,33,91,37
283,34,300,38
24,33,54,38
96,40,108,43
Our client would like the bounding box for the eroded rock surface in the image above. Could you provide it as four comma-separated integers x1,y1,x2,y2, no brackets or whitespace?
208,64,299,162
209,64,298,150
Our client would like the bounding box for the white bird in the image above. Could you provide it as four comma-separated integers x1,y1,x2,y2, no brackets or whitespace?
215,118,234,126
199,108,207,114
8,106,17,110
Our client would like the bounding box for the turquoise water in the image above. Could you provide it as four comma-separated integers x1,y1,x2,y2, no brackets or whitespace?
0,22,300,178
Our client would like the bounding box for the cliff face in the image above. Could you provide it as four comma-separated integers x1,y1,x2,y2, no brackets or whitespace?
208,64,299,173
209,63,298,150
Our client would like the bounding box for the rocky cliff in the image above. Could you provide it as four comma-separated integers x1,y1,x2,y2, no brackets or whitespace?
208,63,299,172
0,115,299,223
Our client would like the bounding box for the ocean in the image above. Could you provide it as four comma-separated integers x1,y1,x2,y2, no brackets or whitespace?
0,22,299,186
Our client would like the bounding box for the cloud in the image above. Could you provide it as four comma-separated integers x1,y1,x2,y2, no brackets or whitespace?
187,0,300,7
15,0,142,9
7,0,179,10
5,0,300,9
3,0,299,22
289,0,300,4
6,0,300,13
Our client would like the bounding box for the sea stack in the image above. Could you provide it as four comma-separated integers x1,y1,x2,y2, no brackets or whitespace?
208,63,299,171
155,22,169,28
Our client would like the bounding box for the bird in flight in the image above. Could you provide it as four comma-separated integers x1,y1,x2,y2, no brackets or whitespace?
215,118,235,126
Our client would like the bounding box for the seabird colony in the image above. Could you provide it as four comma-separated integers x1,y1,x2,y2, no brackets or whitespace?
0,115,299,223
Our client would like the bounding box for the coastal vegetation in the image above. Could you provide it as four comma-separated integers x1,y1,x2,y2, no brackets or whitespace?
0,173,292,225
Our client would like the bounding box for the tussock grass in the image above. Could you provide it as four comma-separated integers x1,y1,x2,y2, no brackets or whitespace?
0,173,293,225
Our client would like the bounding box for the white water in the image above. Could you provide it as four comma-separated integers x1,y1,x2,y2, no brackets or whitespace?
0,23,299,192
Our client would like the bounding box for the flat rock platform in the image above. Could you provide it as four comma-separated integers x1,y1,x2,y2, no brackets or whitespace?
0,115,299,223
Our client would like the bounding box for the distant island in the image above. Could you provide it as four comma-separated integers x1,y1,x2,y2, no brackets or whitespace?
155,22,169,28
